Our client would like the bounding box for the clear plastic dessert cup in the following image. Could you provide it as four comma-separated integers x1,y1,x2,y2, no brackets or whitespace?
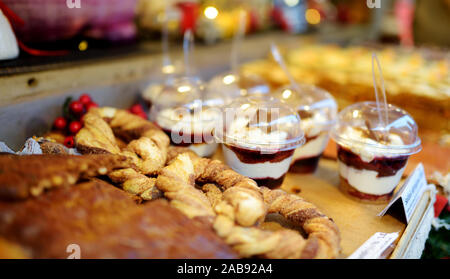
143,73,203,110
274,84,337,174
330,101,422,203
150,76,221,157
141,61,184,109
206,71,270,107
215,95,305,189
142,82,163,109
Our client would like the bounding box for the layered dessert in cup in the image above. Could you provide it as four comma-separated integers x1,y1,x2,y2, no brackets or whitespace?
330,102,422,203
274,84,337,174
216,96,305,189
150,77,220,157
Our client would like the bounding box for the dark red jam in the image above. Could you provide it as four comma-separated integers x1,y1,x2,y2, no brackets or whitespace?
143,99,152,111
225,144,294,189
225,144,294,164
289,154,322,174
339,177,393,203
253,174,287,189
160,127,214,147
289,133,324,174
337,145,408,178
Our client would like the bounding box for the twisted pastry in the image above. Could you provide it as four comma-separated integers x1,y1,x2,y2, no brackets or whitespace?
122,137,166,176
160,153,341,259
75,112,121,154
260,187,341,259
95,107,170,173
156,153,215,222
108,168,162,201
96,107,170,150
202,184,223,208
167,146,267,227
213,215,306,259
75,108,170,200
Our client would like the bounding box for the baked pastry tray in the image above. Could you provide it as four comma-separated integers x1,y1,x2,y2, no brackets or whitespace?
211,148,435,259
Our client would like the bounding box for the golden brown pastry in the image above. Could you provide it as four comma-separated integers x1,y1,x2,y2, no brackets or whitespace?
0,154,134,201
77,108,170,175
156,153,216,222
75,112,121,154
0,180,237,259
260,187,341,259
202,183,223,208
108,168,162,201
94,107,170,150
165,147,267,227
159,153,341,259
74,108,171,201
212,214,307,259
39,142,68,154
122,137,166,176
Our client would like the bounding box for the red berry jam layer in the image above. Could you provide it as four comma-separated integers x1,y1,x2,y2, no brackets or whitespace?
339,177,393,204
337,146,408,177
289,153,322,174
253,174,287,189
222,144,295,189
225,144,294,164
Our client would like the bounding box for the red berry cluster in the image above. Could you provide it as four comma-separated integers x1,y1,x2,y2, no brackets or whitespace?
128,103,147,119
52,93,98,148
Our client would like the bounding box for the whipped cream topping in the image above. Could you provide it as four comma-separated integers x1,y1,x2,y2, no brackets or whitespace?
300,111,329,138
156,107,220,135
338,126,405,162
226,117,289,149
188,142,218,157
143,83,163,102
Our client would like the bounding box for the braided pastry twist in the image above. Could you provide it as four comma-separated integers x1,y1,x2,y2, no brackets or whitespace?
75,108,170,200
156,153,216,222
75,112,121,154
108,168,162,201
213,215,307,259
159,152,341,259
92,107,170,171
167,146,267,227
260,187,341,259
122,137,166,176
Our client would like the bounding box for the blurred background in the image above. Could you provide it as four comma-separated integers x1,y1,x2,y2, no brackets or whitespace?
1,0,449,49
0,0,448,259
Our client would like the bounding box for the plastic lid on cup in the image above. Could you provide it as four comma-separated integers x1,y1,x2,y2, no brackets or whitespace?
142,63,182,103
205,71,270,107
330,101,422,156
150,76,222,138
215,95,305,152
274,84,337,135
149,76,204,117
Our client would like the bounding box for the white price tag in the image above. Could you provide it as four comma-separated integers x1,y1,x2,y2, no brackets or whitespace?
348,232,399,259
378,163,428,223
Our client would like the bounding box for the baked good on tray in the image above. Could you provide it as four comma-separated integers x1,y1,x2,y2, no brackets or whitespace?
0,153,133,201
0,180,237,259
0,107,342,259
